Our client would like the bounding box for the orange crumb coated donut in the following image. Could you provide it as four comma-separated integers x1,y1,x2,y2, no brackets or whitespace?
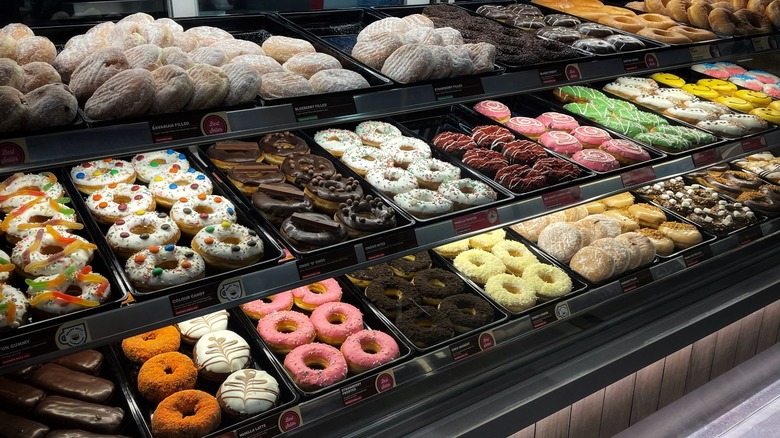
151,389,222,438
121,325,181,363
138,352,197,403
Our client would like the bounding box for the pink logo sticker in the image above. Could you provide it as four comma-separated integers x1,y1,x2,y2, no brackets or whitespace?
279,410,301,432
0,142,25,166
376,373,395,392
202,115,228,135
479,333,495,350
645,54,658,69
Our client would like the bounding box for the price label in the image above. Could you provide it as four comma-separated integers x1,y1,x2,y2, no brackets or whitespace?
620,269,654,293
0,319,92,366
539,63,580,85
0,138,28,166
362,228,418,261
530,302,570,329
689,45,713,62
623,53,659,72
752,36,772,52
150,112,230,143
234,406,303,438
340,370,396,407
296,245,358,280
542,186,582,210
433,76,485,100
741,136,767,153
451,208,500,236
683,245,713,267
738,226,764,246
450,331,496,361
168,277,244,317
692,148,722,168
621,166,657,188
292,94,357,122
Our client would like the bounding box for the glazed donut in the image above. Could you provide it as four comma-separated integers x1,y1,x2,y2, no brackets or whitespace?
673,25,717,41
310,302,363,345
431,131,477,157
522,263,574,301
365,167,418,197
355,120,402,147
408,158,461,190
735,9,772,34
12,226,96,278
599,15,645,32
365,276,420,318
192,222,265,270
241,291,293,320
193,329,252,381
257,310,316,354
438,179,497,210
341,330,400,373
708,7,744,35
260,132,310,166
0,284,27,329
491,240,539,276
151,390,221,438
71,159,136,194
284,342,348,390
137,352,197,403
105,211,180,259
86,183,155,224
379,136,432,168
453,249,505,285
345,263,392,289
638,27,692,43
748,0,773,12
313,128,361,157
395,306,454,348
291,278,342,312
411,267,464,305
394,189,454,219
340,146,394,177
132,150,190,184
537,222,585,264
646,0,672,13
638,13,677,28
149,168,214,209
26,265,110,316
281,212,347,249
170,194,237,237
0,172,65,213
125,244,206,291
1,197,82,244
305,174,364,214
121,326,181,364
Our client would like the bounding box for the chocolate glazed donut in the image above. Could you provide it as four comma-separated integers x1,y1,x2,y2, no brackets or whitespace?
228,164,285,193
260,132,310,165
252,183,313,224
281,212,346,249
280,154,336,186
335,196,396,237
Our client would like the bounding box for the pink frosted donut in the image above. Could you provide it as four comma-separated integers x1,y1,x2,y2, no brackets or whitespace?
572,126,611,148
241,291,293,320
505,116,546,139
341,330,400,373
536,112,579,131
291,278,342,311
572,149,620,172
473,100,510,123
310,302,363,345
762,84,780,99
256,310,315,354
539,131,582,156
284,343,348,390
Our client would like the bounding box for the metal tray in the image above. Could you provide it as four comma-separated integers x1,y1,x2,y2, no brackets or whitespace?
108,310,300,438
234,279,414,398
346,249,509,353
299,117,515,222
64,149,285,301
191,134,417,257
455,100,668,173
0,168,129,336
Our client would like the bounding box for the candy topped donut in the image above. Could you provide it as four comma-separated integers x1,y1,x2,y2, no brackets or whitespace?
132,149,191,184
191,222,264,270
125,245,206,291
0,172,65,213
1,196,83,244
12,226,96,278
105,211,181,259
71,159,136,194
355,120,402,147
149,167,214,208
170,194,237,236
26,265,110,316
0,284,27,329
85,183,156,224
260,132,310,166
0,249,15,283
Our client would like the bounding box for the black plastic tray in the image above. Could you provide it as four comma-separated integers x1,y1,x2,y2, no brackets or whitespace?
64,149,285,301
731,153,780,185
191,134,417,257
433,231,588,316
682,169,780,217
234,279,414,398
300,118,515,222
347,250,509,353
0,168,129,336
108,310,300,438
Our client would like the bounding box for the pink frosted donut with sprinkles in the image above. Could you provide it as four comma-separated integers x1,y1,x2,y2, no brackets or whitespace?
125,244,205,292
85,182,156,224
284,342,348,390
241,291,293,320
341,330,399,373
132,149,191,183
170,194,237,237
0,172,65,213
310,301,363,345
105,211,181,259
26,265,110,316
71,158,136,194
148,167,214,208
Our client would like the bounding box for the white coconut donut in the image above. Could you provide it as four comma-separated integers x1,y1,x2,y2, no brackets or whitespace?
393,188,454,219
0,284,27,329
313,129,362,157
12,226,96,278
85,183,156,224
132,149,191,183
1,197,83,244
340,146,394,177
125,244,206,291
105,211,181,259
0,172,65,213
0,249,14,283
191,222,264,270
70,159,136,194
148,167,214,208
169,194,237,236
365,166,418,196
378,136,432,168
26,266,111,316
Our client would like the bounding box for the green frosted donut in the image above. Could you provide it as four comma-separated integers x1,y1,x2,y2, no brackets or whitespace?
564,102,612,120
557,86,607,102
635,132,690,151
614,109,668,127
653,125,716,145
591,97,635,112
598,117,649,137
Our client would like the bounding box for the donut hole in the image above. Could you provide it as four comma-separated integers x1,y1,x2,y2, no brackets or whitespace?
304,357,330,370
131,224,156,235
40,245,64,255
308,283,327,295
156,260,179,270
326,312,346,325
414,318,434,328
113,195,132,204
64,284,83,297
194,205,213,215
275,321,299,333
29,215,53,223
503,281,524,295
360,340,381,355
220,237,241,245
383,288,404,300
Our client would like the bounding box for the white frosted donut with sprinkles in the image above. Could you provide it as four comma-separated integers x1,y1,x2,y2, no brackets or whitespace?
378,136,432,168
1,196,83,244
313,129,362,157
125,244,205,291
393,188,454,218
0,249,14,283
26,265,111,316
132,149,191,183
437,178,497,209
191,222,265,270
365,166,418,196
355,121,402,147
170,194,237,236
407,158,460,190
85,183,156,224
341,146,394,177
0,284,27,329
70,159,136,194
105,211,181,259
12,226,96,278
148,167,214,208
0,172,65,213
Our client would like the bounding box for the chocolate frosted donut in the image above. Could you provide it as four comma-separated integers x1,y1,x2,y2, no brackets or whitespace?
507,4,543,15
51,349,104,375
366,276,420,318
33,396,125,434
281,212,346,249
395,306,454,348
30,363,115,404
206,141,263,168
572,38,617,55
575,23,615,37
537,26,582,44
533,157,581,182
0,376,45,411
495,164,547,193
506,16,546,30
335,196,396,236
432,131,477,157
438,294,494,333
347,263,393,286
412,267,464,305
228,164,285,193
304,174,363,214
0,410,48,438
280,154,336,186
604,34,645,51
389,251,432,279
260,132,309,164
544,14,581,27
252,183,313,224
463,149,508,177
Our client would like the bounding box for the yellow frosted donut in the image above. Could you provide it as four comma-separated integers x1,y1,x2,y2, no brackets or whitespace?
650,72,685,88
751,107,780,124
433,238,470,259
717,96,754,112
453,249,505,286
698,79,737,95
484,274,537,312
734,89,772,107
468,229,506,251
682,83,719,100
491,240,539,276
522,263,573,301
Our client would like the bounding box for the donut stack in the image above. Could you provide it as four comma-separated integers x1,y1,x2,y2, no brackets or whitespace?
0,349,128,436
644,0,778,36
0,23,78,133
733,151,780,183
434,229,574,311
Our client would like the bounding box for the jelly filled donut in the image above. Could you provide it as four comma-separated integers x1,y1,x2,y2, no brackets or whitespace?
396,306,454,348
261,132,310,166
341,330,400,373
71,159,136,194
106,211,180,259
284,342,348,390
86,183,156,224
257,310,316,354
241,291,294,320
151,390,221,438
12,226,96,278
26,265,110,317
0,172,65,213
170,194,237,236
310,301,364,345
192,222,265,270
132,149,190,184
149,167,214,209
125,245,206,291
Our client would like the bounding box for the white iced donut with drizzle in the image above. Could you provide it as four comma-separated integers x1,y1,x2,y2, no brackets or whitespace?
0,249,14,283
85,183,156,224
12,226,96,278
176,309,229,344
132,149,191,183
191,222,264,270
193,329,252,381
105,211,180,259
0,284,27,329
170,194,237,236
25,265,111,316
70,159,136,194
124,244,205,291
0,172,65,213
217,369,280,418
1,196,83,244
149,167,214,208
